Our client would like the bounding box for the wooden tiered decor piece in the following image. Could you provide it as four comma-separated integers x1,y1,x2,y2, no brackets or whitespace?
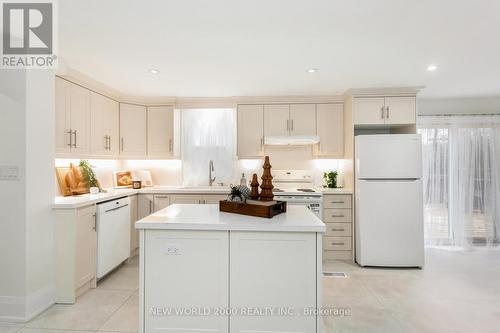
250,173,260,200
259,156,274,201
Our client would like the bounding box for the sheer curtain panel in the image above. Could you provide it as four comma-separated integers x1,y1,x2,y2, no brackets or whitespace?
418,115,500,249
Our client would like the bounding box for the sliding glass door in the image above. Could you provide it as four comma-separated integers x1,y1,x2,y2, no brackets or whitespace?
418,116,500,248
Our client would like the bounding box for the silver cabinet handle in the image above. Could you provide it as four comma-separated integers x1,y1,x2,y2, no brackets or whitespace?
331,228,345,232
67,129,73,147
121,137,124,152
386,106,390,118
108,136,111,151
331,242,345,246
92,213,96,231
72,130,77,148
331,214,345,218
286,119,289,131
104,135,108,150
291,119,294,131
149,200,152,214
169,139,172,152
155,195,169,198
331,201,345,204
380,106,384,119
260,137,264,151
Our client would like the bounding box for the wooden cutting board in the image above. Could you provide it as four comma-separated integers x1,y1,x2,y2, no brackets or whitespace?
55,163,91,196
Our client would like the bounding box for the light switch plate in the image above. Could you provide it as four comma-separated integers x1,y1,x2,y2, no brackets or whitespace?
0,166,19,181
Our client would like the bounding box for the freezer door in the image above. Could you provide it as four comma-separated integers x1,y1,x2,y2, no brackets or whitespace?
355,134,422,179
355,179,424,267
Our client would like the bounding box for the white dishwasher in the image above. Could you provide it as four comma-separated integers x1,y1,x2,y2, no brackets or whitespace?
96,196,131,279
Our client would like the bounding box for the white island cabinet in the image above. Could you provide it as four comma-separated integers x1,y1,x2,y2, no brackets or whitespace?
136,205,325,333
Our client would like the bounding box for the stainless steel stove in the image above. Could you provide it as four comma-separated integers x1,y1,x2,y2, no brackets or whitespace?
272,170,322,219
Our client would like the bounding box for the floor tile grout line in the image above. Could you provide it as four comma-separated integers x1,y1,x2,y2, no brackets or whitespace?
96,289,136,332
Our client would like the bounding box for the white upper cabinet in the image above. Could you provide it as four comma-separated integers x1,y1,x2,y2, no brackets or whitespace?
264,104,290,136
353,96,416,126
353,97,385,125
237,104,264,159
384,97,416,125
90,92,119,156
316,103,344,158
69,84,91,155
55,77,71,154
119,103,147,158
289,104,316,135
55,77,91,155
147,106,174,158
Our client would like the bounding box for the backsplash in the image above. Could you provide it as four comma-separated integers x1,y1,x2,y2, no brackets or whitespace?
55,151,345,195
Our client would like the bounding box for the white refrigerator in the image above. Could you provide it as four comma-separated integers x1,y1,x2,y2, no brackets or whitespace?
355,134,424,268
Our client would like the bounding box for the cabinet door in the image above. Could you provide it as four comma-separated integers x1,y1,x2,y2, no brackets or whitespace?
203,194,229,204
384,96,416,125
148,106,174,158
129,195,139,254
170,195,203,204
264,104,289,136
138,194,154,219
230,232,317,333
153,195,170,212
69,83,91,154
144,230,228,332
119,103,147,157
90,92,119,156
55,77,71,154
289,104,316,135
237,105,264,158
353,97,385,125
316,103,344,157
75,205,96,289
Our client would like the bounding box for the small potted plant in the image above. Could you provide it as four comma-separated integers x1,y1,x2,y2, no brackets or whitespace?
79,160,100,194
323,170,338,188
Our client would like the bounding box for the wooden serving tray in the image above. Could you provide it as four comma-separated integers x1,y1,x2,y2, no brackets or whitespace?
219,200,287,219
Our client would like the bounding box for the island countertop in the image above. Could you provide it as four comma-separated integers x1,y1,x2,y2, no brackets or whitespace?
135,204,325,232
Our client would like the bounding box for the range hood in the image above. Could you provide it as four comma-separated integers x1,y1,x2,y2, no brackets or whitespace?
264,135,320,146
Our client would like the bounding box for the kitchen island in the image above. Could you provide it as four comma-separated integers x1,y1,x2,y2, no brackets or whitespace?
136,204,325,333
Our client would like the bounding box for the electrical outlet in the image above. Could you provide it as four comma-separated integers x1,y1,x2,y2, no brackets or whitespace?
0,166,19,181
164,243,181,255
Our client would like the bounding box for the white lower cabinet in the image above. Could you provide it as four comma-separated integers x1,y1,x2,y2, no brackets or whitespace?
138,194,154,218
54,205,97,303
153,195,170,211
130,194,139,255
229,231,317,333
144,230,229,333
141,230,319,333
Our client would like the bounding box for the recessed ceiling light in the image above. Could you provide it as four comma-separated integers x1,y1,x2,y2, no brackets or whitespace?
427,64,438,72
307,68,318,73
149,68,160,74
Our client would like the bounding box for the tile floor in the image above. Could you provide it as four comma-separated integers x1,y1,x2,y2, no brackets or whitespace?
1,249,499,333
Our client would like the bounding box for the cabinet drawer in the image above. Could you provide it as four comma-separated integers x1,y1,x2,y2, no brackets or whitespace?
323,209,352,223
323,236,352,251
323,195,352,209
325,223,352,237
323,250,353,261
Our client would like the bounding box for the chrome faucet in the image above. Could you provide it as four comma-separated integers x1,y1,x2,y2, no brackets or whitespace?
209,160,216,186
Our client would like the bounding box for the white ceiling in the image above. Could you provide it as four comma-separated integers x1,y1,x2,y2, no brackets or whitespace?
59,0,500,98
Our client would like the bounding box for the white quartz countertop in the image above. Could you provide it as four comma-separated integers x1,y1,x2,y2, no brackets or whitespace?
135,204,326,232
53,186,231,209
315,187,353,194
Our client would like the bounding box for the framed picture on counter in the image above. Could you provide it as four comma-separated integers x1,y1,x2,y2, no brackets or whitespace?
113,171,133,188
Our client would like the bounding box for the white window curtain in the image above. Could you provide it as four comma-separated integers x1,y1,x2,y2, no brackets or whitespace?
180,108,236,186
418,115,500,249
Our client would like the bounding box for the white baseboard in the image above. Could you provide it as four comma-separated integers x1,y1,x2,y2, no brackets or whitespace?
0,285,55,323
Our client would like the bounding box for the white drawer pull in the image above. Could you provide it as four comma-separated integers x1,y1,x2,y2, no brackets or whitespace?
331,242,345,246
331,214,345,218
331,228,344,232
